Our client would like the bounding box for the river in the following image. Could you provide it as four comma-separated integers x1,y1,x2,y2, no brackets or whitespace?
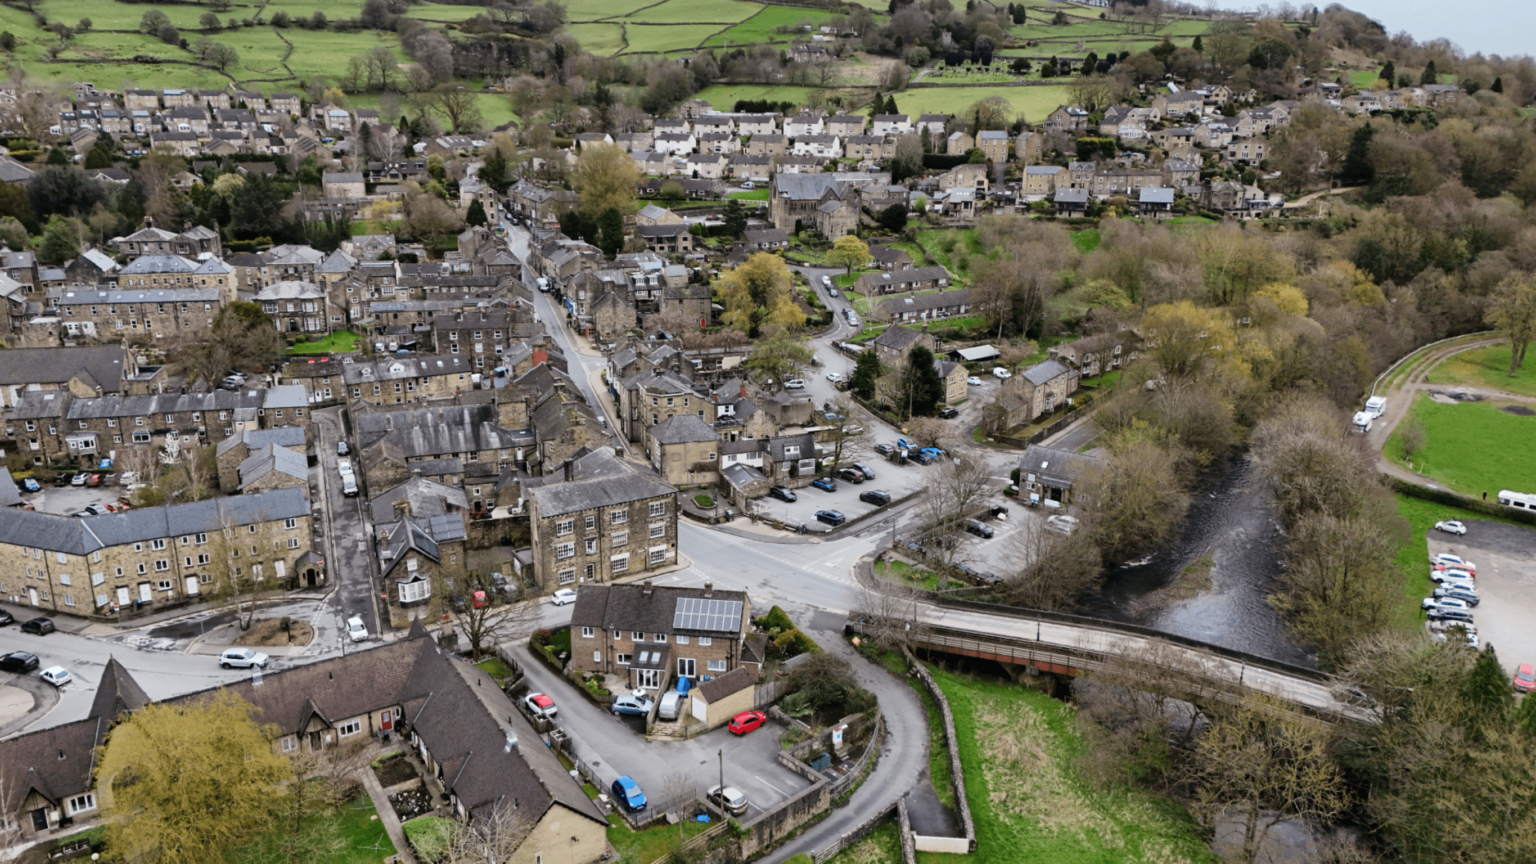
1079,452,1315,669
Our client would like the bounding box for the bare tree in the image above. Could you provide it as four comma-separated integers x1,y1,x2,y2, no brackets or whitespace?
178,441,215,502
822,395,867,474
852,575,926,652
440,800,533,864
436,568,543,662
913,456,993,583
205,507,276,631
1000,513,1103,609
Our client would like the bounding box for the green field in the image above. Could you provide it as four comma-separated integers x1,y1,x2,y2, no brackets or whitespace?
566,22,629,55
727,188,769,200
1350,69,1383,87
896,86,1077,125
625,0,762,24
1386,392,1536,496
1427,343,1536,399
566,0,662,21
402,2,498,21
929,666,1216,864
1069,229,1100,255
702,5,836,47
287,329,360,355
622,23,729,53
694,83,821,110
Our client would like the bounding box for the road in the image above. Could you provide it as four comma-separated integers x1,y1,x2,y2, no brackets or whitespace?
312,406,382,642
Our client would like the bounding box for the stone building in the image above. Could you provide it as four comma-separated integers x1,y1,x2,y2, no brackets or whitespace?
525,448,677,591
988,358,1078,429
569,580,750,689
55,287,224,342
649,413,719,487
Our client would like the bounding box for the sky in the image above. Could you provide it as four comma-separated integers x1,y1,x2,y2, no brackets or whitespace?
1234,1,1532,58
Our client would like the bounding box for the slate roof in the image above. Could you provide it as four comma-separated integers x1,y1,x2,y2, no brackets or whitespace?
0,488,308,555
215,425,307,458
254,280,325,300
0,468,21,507
356,403,523,459
695,667,753,703
1021,358,1071,385
56,287,223,305
369,476,468,523
650,412,717,445
526,451,673,518
570,583,748,635
877,289,972,316
0,344,123,391
238,443,308,487
119,254,199,275
1017,443,1104,486
872,326,924,352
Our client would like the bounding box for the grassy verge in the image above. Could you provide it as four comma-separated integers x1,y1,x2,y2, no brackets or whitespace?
1425,343,1536,398
1384,392,1536,495
727,188,770,200
1069,229,1100,255
877,558,942,591
475,657,514,681
850,640,955,811
824,819,903,864
606,813,711,863
925,667,1217,864
287,329,359,355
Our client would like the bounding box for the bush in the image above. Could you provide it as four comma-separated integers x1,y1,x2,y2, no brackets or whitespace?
402,816,455,863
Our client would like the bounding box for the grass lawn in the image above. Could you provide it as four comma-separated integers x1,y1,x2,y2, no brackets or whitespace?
1350,69,1383,87
626,0,762,24
925,667,1216,864
622,23,727,53
565,22,629,52
825,819,903,864
287,330,360,355
1069,228,1100,255
232,795,397,864
1384,392,1536,496
566,0,659,19
475,657,514,680
606,814,711,863
403,2,498,21
727,188,770,200
1169,215,1217,232
895,86,1078,125
704,4,835,46
694,83,821,110
924,314,988,340
877,558,941,591
1426,343,1536,399
916,228,983,282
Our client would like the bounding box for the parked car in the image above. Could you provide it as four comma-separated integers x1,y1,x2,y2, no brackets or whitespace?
811,477,836,492
0,651,39,673
346,616,369,642
219,648,269,669
836,467,865,484
821,275,832,287
72,505,107,517
784,379,806,389
992,367,1012,379
851,463,876,481
708,785,748,816
938,407,959,419
1045,514,1080,535
19,477,39,492
658,690,684,721
51,472,72,486
910,451,935,465
1434,520,1467,535
919,447,946,459
1428,606,1475,624
86,473,104,487
1431,553,1476,572
964,519,994,539
828,287,840,298
728,710,766,735
768,486,797,503
1516,664,1536,694
1422,596,1471,613
826,372,843,383
71,473,89,486
1431,566,1475,583
859,490,891,506
337,441,350,456
967,376,983,386
611,776,647,812
340,474,359,498
336,458,354,476
39,667,71,688
0,609,12,626
524,692,558,719
1433,585,1480,606
20,617,54,635
816,509,846,526
550,588,578,606
873,443,894,457
611,694,654,716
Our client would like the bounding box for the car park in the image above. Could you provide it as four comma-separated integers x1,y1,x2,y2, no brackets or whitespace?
859,490,891,506
39,667,71,688
967,376,983,386
836,468,864,484
816,509,846,526
769,486,797,502
938,407,959,419
811,477,836,492
1422,596,1470,612
658,690,684,720
346,616,369,642
0,651,39,673
784,379,806,389
910,451,935,465
1434,575,1477,595
728,710,766,735
524,692,559,719
992,367,1012,379
1430,607,1476,625
1516,664,1536,693
964,519,994,539
1045,514,1080,535
611,694,654,716
708,785,748,816
20,617,54,635
611,776,647,812
550,588,578,606
1432,553,1475,572
219,648,268,669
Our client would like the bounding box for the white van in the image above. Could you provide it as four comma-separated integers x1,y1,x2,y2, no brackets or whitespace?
1351,411,1373,433
340,474,358,497
658,690,684,721
536,277,549,292
1364,396,1387,418
1498,490,1536,511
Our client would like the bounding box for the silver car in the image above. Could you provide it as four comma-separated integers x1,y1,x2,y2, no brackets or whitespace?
220,648,269,669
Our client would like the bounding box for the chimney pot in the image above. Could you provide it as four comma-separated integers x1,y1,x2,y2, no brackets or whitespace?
643,579,653,596
703,581,713,597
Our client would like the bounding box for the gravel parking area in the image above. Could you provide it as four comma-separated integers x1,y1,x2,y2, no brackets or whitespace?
1428,521,1536,667
27,481,129,516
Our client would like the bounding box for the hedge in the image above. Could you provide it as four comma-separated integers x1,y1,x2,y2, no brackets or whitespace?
1386,476,1536,528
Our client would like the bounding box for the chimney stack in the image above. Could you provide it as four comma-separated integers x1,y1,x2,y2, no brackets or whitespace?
642,579,653,596
739,383,746,399
703,581,713,598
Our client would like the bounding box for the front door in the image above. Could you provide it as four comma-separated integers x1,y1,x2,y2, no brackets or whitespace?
308,731,323,752
27,587,37,606
380,711,393,732
138,582,151,603
30,808,47,831
116,586,130,608
185,576,199,596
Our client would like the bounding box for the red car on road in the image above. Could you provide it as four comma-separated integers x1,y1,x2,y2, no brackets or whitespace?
1515,664,1536,694
728,710,766,736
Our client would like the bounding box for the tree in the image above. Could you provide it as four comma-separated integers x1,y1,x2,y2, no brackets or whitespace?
98,689,293,864
889,345,945,418
1089,441,1188,563
400,187,466,244
1485,272,1536,376
915,455,992,579
139,8,170,34
1339,123,1375,186
1465,644,1515,721
203,41,239,71
27,166,106,220
720,197,748,238
743,328,813,390
427,88,482,133
465,198,487,227
570,143,640,220
1002,513,1103,609
1269,512,1399,667
1140,301,1240,381
439,802,533,864
1183,691,1348,864
1192,34,1203,53
437,569,542,662
1377,60,1395,83
1420,60,1438,86
849,349,882,399
199,11,222,30
971,257,1049,341
597,206,624,258
826,234,872,274
168,302,285,391
876,202,907,233
38,214,80,265
1247,37,1293,71
719,252,804,336
822,395,866,473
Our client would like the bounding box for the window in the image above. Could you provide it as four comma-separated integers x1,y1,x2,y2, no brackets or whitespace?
198,554,210,565
555,519,574,536
557,569,576,585
612,531,628,547
584,539,597,555
151,539,166,550
66,794,96,815
594,651,603,663
584,515,596,530
649,522,666,539
649,502,666,517
653,633,666,643
554,543,575,561
157,579,172,590
632,631,644,641
58,573,70,586
611,554,629,574
196,533,207,544
708,660,727,672
650,548,668,564
281,736,297,753
337,720,362,737
584,564,595,581
676,635,689,645
611,510,628,524
581,627,594,638
284,518,296,529
154,560,169,572
615,653,631,665
287,538,300,549
399,580,431,603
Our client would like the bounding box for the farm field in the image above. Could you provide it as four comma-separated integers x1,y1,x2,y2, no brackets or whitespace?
565,22,629,55
1426,343,1536,399
896,85,1076,124
566,0,660,21
1385,392,1536,497
621,23,728,54
623,0,762,25
702,5,836,48
401,2,496,21
694,83,821,110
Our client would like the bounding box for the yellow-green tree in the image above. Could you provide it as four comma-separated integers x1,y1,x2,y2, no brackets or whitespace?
98,689,293,864
719,252,805,335
1141,300,1242,380
570,143,640,219
1486,272,1536,376
826,234,872,274
1251,282,1308,316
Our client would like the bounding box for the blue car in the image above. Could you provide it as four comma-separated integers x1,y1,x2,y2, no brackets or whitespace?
811,477,837,492
897,437,914,451
612,775,647,812
816,509,846,526
19,478,39,492
919,447,946,459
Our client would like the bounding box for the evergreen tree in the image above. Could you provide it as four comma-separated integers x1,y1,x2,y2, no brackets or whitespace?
1420,61,1437,85
1339,123,1375,186
46,147,68,167
1517,688,1536,736
721,198,747,238
597,206,624,257
39,214,80,265
849,349,882,399
899,345,946,417
1192,34,1202,54
466,198,487,227
885,95,899,114
1492,76,1504,93
1464,644,1515,724
876,202,908,233
1378,60,1395,82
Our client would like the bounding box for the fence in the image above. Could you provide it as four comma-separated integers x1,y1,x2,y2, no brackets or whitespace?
981,402,1091,449
756,679,789,708
829,714,884,797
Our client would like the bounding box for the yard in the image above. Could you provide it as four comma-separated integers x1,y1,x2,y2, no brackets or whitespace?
231,794,398,864
927,667,1217,864
287,329,360,356
1426,343,1536,399
727,188,770,200
606,813,713,863
1385,392,1536,496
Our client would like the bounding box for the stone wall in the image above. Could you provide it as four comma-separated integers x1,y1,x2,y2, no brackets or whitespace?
738,778,830,859
905,649,977,852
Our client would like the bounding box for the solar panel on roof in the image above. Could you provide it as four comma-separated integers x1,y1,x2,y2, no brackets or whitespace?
673,597,743,633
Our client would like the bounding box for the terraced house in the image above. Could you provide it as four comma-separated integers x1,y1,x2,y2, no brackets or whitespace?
342,354,480,405
54,287,224,341
0,487,316,617
525,448,677,591
570,580,752,689
114,254,235,300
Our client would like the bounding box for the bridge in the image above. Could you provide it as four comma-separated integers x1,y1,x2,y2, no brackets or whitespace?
851,596,1360,722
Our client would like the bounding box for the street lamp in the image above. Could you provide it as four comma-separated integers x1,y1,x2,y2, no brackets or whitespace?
718,749,724,817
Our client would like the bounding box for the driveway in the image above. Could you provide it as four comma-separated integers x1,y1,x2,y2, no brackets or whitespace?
507,640,810,819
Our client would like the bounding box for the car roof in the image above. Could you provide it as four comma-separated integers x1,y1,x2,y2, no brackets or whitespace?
1520,664,1535,674
531,693,554,705
616,775,638,787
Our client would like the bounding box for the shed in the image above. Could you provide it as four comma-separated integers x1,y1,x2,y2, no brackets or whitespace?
689,667,755,728
952,345,1000,362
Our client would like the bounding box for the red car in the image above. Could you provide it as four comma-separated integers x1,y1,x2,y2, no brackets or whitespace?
728,710,766,736
1515,664,1536,694
85,473,104,487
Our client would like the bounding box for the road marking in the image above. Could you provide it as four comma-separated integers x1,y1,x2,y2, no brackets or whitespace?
755,775,789,797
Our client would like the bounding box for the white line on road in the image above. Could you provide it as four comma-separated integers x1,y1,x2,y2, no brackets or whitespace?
755,775,790,797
